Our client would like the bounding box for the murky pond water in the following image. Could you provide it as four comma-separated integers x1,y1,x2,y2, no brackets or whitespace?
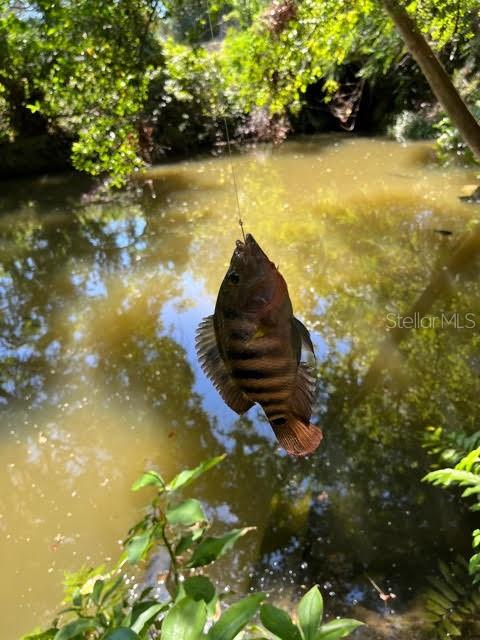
1,135,480,639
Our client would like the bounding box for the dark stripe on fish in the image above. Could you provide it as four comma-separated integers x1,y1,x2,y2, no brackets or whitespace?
231,368,266,379
226,348,265,360
230,358,291,372
243,389,290,402
268,415,286,423
238,383,294,400
227,340,287,356
223,308,241,320
261,398,288,409
263,405,287,418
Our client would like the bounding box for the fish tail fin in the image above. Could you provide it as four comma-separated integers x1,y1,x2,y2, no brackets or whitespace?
271,416,323,456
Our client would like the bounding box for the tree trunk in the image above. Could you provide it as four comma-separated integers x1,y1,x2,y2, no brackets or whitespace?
381,0,480,161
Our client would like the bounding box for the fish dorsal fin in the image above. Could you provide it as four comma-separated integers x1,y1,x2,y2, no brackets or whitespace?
290,317,317,422
195,315,254,415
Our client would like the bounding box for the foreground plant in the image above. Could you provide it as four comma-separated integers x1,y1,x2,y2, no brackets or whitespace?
425,447,480,580
423,442,480,638
22,455,364,640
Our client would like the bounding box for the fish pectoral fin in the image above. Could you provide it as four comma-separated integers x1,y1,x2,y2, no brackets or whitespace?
195,315,254,415
271,416,322,456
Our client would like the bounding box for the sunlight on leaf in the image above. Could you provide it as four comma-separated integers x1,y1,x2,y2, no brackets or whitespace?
187,527,253,568
298,586,323,640
208,593,265,640
161,596,207,640
166,455,226,492
166,499,207,526
131,470,166,492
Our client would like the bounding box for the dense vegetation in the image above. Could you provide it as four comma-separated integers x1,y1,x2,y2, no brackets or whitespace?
0,0,479,184
22,456,363,640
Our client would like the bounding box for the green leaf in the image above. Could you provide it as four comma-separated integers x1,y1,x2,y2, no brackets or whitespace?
22,631,57,640
166,499,207,526
101,575,124,604
176,535,195,555
132,471,165,492
426,588,453,609
441,619,462,637
127,530,151,564
127,599,162,627
175,528,205,555
208,593,265,640
184,576,216,603
426,599,448,616
92,579,104,605
188,528,251,568
469,552,480,575
424,468,480,489
131,604,166,634
103,630,140,640
316,619,364,640
298,586,323,640
161,596,207,640
426,576,459,601
462,486,480,497
54,618,98,640
166,455,226,491
473,529,480,548
26,101,41,113
260,603,302,640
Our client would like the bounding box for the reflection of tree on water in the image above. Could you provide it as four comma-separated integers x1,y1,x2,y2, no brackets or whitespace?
0,179,201,405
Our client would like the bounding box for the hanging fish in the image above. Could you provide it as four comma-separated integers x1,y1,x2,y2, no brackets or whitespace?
196,234,322,456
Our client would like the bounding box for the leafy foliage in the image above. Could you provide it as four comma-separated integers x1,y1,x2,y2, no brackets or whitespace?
21,456,363,640
423,556,480,639
424,445,480,638
425,447,480,520
219,0,480,126
435,79,480,166
0,0,163,184
1,0,479,183
423,426,480,468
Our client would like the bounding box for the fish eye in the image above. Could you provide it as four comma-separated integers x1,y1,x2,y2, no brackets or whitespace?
228,271,240,284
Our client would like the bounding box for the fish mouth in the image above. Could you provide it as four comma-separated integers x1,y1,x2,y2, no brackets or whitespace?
234,234,262,260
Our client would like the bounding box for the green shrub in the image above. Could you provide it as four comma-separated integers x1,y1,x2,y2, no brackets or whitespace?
22,455,364,640
423,444,480,638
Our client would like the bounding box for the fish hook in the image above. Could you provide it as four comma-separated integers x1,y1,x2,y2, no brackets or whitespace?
239,217,246,242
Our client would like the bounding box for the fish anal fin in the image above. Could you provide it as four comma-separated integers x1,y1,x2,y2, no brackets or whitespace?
195,315,254,415
289,362,316,423
271,417,322,456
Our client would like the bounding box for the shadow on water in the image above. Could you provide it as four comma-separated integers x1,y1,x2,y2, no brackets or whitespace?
1,135,480,638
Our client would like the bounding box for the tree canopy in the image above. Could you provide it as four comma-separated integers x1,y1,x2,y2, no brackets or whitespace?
0,0,478,183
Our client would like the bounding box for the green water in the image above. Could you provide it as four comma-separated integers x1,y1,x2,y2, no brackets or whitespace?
1,135,480,639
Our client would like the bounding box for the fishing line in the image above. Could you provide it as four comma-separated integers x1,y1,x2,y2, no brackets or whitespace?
205,3,246,242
